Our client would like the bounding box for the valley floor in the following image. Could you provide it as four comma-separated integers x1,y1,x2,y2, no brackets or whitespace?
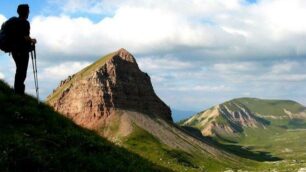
217,127,306,171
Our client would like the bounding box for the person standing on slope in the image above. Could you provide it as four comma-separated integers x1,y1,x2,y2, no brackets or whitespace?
10,4,37,95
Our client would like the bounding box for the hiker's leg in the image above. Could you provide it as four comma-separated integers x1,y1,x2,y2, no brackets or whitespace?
12,52,29,95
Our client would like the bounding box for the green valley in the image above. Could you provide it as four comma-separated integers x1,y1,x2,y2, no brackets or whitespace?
180,97,306,171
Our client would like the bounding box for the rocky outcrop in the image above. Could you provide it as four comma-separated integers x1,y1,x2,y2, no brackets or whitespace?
47,48,172,129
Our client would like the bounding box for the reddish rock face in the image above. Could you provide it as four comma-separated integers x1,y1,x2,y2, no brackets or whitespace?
47,48,172,128
46,50,238,162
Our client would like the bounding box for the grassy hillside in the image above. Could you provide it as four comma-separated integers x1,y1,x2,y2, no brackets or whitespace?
123,125,233,172
231,97,306,117
95,110,246,171
230,97,306,129
234,126,306,171
0,80,169,172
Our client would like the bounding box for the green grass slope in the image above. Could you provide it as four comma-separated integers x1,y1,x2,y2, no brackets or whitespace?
123,125,236,172
231,97,306,129
231,97,306,117
0,80,169,172
234,127,306,171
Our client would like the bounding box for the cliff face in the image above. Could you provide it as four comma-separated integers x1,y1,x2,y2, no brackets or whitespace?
47,48,172,129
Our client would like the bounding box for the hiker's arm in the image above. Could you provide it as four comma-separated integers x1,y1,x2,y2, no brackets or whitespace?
25,36,37,44
24,21,36,44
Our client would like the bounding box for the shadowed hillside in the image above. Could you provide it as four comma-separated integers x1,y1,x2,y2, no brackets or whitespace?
0,80,170,172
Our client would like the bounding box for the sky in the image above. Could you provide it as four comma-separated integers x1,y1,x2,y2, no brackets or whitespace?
1,0,306,114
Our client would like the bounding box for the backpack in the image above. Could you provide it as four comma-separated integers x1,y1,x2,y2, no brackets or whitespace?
0,17,18,53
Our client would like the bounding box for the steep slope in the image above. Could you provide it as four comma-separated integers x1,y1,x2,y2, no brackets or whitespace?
0,80,168,172
47,48,172,127
46,49,252,171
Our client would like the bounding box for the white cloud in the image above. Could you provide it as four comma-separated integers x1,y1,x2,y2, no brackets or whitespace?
259,61,306,82
213,62,257,73
221,26,249,37
173,85,233,92
0,72,5,79
0,14,6,24
271,61,299,74
41,61,90,80
31,7,221,58
32,16,99,57
138,57,193,72
211,61,306,83
261,74,306,82
150,75,167,83
256,0,306,37
35,0,306,61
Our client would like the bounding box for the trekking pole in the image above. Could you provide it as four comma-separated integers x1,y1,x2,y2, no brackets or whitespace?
30,45,39,103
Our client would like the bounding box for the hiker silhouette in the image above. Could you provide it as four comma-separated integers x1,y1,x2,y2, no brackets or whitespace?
9,4,37,95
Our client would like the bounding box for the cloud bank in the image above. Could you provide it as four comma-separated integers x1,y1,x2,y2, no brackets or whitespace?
35,0,306,59
1,0,306,110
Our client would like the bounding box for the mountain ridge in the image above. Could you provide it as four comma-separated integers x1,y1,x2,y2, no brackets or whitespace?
180,97,306,138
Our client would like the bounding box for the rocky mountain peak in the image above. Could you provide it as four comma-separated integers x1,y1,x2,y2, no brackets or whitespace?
47,48,172,129
116,48,135,63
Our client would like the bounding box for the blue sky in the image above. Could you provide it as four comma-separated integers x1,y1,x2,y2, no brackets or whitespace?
0,0,45,17
1,0,306,117
246,0,257,3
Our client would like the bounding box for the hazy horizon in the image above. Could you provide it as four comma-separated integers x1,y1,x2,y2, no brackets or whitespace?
1,0,306,113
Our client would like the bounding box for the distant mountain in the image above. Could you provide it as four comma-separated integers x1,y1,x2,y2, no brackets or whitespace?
46,49,246,171
180,97,306,138
179,98,306,171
